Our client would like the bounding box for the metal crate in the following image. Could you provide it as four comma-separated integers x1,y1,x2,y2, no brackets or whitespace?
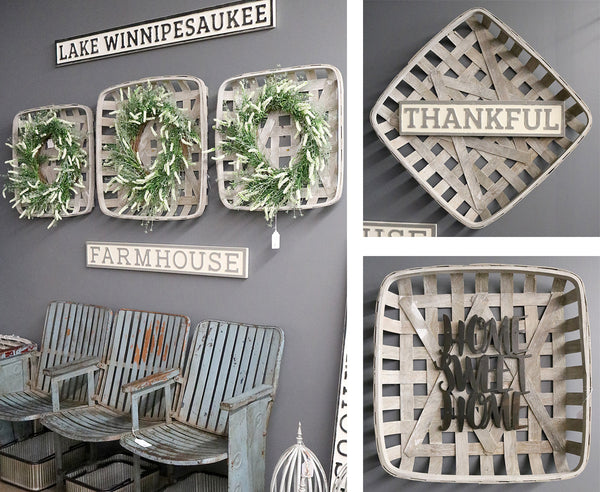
65,454,159,492
162,472,227,491
0,432,86,491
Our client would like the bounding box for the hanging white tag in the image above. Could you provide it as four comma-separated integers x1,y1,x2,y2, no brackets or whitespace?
271,215,280,249
134,438,152,448
46,139,54,149
302,459,314,478
271,230,280,249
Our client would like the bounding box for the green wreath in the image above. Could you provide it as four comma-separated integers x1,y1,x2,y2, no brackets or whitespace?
105,83,201,219
215,75,332,222
3,110,87,228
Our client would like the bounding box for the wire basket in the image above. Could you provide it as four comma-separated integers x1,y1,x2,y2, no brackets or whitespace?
161,472,227,491
65,454,159,492
370,8,592,228
10,104,95,220
96,76,208,221
215,64,344,212
373,264,591,483
0,432,86,490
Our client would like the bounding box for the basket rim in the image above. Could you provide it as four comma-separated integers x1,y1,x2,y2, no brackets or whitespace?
11,103,95,219
95,75,208,221
215,63,345,212
373,263,592,483
370,7,593,229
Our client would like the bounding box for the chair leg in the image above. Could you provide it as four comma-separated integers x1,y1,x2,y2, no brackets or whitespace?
54,433,65,492
133,454,142,492
167,464,175,484
88,441,97,464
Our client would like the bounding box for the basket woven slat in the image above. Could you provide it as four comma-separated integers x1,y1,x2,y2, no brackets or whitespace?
96,76,208,221
370,8,592,228
374,264,591,483
11,104,94,219
215,64,344,211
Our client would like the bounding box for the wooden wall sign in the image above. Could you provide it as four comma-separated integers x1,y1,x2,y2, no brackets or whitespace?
363,221,437,237
330,322,348,491
399,101,564,137
55,0,276,66
86,241,248,279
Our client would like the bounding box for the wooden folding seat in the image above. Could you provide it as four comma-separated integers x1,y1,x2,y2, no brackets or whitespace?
120,320,284,492
0,301,113,422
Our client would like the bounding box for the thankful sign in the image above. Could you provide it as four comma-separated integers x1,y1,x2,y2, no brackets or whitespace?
86,241,248,279
437,314,530,432
56,0,275,66
399,101,564,137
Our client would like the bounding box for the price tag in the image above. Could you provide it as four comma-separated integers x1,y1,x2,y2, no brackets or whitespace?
134,438,152,448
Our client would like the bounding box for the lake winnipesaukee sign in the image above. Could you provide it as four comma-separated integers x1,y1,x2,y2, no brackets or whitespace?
55,0,276,66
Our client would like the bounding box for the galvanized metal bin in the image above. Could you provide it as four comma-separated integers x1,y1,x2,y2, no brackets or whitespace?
65,454,159,492
0,432,86,491
162,472,227,491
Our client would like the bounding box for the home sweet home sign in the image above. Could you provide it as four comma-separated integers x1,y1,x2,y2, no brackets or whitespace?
56,0,276,65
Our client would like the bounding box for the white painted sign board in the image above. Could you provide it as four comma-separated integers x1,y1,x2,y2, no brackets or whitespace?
398,101,564,137
363,221,437,237
86,241,248,279
56,0,276,66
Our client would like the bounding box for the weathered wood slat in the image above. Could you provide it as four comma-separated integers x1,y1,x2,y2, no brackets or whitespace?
0,301,112,422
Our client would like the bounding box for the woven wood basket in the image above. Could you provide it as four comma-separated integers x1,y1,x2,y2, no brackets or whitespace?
96,76,208,221
370,9,592,229
373,264,591,483
11,104,95,219
215,64,344,212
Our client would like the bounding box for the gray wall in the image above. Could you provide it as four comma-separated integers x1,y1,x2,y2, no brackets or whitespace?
0,0,346,481
364,0,600,236
364,256,600,491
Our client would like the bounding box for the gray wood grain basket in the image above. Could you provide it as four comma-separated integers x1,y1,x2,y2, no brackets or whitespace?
370,9,592,229
11,104,95,219
215,64,344,213
96,76,208,221
373,264,591,483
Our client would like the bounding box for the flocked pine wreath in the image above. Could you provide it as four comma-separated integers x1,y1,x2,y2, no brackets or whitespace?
3,110,87,228
104,83,202,222
215,75,332,222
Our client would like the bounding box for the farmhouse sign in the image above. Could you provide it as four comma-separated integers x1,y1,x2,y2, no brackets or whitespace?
86,241,248,279
363,221,437,237
399,101,564,137
55,0,276,66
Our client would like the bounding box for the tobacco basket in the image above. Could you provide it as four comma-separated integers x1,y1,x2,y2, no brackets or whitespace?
215,64,344,212
11,104,95,219
65,453,159,492
96,76,208,221
370,8,592,229
373,264,591,483
0,432,86,490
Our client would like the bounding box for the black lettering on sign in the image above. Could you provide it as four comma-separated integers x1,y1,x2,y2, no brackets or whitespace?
437,314,530,431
